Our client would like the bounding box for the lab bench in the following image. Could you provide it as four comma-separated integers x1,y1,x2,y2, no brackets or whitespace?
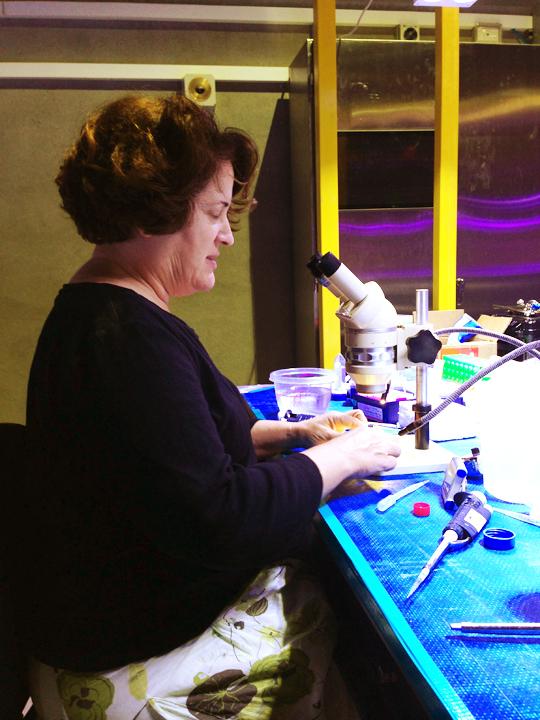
243,386,540,720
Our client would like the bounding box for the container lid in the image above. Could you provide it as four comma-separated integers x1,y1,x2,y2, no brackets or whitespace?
413,502,431,517
483,528,516,550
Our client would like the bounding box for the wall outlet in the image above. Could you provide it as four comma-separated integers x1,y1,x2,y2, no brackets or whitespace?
183,74,216,107
473,24,502,43
397,25,420,41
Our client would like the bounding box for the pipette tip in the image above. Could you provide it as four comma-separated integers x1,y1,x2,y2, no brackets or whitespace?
406,567,429,599
406,579,421,599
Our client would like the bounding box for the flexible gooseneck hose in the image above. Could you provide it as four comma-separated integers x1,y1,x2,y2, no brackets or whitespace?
398,333,540,436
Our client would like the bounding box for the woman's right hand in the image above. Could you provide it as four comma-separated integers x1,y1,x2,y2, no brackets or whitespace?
328,425,401,476
302,425,401,499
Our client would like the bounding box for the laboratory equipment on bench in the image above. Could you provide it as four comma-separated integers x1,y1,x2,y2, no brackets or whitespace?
331,353,350,397
493,298,540,361
307,252,442,452
441,456,468,511
306,253,540,485
406,491,492,599
269,367,334,418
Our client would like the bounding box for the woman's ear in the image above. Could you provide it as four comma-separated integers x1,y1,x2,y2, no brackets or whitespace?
134,227,152,240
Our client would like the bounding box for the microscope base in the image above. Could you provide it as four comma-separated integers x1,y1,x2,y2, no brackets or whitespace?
378,434,454,476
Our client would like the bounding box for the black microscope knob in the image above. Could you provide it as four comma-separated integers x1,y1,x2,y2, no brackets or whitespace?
406,329,443,364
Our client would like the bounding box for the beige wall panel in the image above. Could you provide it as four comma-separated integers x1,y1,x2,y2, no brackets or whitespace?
0,25,306,65
0,24,306,422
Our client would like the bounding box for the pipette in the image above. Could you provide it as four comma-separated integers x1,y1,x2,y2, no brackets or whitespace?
406,491,492,599
376,479,429,512
492,507,540,528
450,622,540,635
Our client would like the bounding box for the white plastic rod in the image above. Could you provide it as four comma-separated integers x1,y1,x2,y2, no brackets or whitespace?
415,288,431,450
415,289,430,407
0,62,289,83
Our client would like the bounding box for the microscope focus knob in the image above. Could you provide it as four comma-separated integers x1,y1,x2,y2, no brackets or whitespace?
406,329,442,364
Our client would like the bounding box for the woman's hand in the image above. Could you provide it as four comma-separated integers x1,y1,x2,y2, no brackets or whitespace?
250,410,366,459
295,409,368,447
251,411,400,501
302,424,401,500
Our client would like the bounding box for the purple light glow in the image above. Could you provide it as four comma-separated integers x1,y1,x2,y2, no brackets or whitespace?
340,218,433,235
359,263,540,282
340,212,540,236
462,262,540,278
460,192,540,208
460,215,540,231
362,268,432,280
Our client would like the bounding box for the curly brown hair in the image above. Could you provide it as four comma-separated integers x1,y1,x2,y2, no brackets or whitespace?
55,95,259,244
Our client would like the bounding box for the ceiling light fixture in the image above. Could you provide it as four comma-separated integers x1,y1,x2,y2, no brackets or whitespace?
413,0,478,7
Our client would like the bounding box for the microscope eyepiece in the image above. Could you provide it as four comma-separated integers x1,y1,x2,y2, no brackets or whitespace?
307,252,341,279
306,253,324,278
306,252,399,393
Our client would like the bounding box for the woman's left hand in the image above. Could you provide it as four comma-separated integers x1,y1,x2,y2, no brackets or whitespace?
296,409,368,447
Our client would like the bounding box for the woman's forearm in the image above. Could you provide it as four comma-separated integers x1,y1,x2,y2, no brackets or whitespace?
302,428,400,499
250,419,305,459
250,411,367,460
250,417,401,500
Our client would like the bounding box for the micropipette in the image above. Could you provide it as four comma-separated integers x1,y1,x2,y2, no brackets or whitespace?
406,491,492,599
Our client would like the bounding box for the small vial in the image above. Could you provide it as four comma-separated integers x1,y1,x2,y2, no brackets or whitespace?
441,457,468,511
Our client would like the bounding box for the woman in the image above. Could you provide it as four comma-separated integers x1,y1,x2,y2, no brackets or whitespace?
19,94,400,719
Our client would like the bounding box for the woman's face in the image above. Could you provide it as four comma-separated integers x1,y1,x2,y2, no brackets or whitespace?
166,161,235,297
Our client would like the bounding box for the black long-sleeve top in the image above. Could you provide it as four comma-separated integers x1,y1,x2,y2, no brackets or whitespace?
19,283,322,671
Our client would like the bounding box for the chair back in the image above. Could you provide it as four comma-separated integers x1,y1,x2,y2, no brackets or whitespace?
0,423,31,718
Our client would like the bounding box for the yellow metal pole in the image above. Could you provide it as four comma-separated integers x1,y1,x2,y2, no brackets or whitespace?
313,0,340,368
433,7,460,310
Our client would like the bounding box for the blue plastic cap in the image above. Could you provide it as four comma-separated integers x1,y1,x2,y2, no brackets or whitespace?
483,528,516,550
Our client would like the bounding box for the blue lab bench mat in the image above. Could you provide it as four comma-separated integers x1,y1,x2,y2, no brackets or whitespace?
239,384,354,421
244,385,540,720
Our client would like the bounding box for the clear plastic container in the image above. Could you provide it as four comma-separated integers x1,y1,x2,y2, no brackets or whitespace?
269,367,334,418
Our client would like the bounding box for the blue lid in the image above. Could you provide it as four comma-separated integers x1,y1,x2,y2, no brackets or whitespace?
483,528,516,550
